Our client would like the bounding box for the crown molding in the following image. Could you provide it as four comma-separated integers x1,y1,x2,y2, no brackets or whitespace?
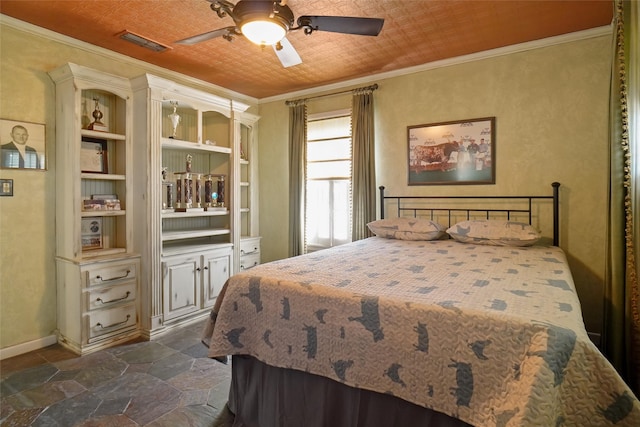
259,24,613,104
0,14,259,105
1,14,611,104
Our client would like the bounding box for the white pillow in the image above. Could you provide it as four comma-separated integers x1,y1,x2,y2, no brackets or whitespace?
367,218,445,241
446,220,541,246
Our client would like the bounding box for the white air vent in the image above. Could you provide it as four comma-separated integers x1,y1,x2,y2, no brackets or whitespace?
119,30,171,52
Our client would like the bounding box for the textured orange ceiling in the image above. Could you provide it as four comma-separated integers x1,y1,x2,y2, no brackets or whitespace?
0,1,612,99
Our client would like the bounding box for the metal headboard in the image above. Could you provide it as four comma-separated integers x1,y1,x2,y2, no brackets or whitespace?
379,182,561,246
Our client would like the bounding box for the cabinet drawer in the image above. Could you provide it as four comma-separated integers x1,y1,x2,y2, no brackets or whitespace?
85,282,137,311
86,303,137,341
240,238,261,256
86,262,137,287
240,253,260,271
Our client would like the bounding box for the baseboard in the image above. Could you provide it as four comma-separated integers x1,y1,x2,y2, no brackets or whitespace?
143,311,210,340
0,334,58,360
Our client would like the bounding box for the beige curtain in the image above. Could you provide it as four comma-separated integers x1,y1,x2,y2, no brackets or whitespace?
287,100,307,257
351,85,378,241
604,0,639,395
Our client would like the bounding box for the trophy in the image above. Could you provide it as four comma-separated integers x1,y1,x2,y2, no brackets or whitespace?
203,174,223,210
204,174,214,208
168,101,181,139
161,167,173,210
163,182,174,210
193,173,202,208
174,172,192,210
217,175,225,207
174,154,203,212
87,97,108,132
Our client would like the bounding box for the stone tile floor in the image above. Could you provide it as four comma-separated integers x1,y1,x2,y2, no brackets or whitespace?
0,320,233,426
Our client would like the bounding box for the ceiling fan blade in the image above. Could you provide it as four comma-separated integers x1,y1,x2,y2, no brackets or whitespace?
273,37,302,68
297,16,384,36
175,26,236,45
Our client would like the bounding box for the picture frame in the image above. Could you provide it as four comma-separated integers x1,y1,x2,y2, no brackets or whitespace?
0,119,46,170
408,117,495,185
80,138,108,173
0,179,13,196
81,217,103,250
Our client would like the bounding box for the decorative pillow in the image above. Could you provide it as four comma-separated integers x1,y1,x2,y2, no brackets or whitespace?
367,218,445,241
446,220,541,246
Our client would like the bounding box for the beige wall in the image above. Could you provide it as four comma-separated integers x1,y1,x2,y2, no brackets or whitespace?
0,18,611,351
257,34,612,335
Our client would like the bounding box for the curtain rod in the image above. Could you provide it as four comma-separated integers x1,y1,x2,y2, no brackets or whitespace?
285,83,378,106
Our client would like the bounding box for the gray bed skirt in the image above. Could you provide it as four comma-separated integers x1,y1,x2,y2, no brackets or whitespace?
227,355,473,427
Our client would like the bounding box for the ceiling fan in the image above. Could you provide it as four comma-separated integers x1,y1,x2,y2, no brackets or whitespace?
175,0,385,68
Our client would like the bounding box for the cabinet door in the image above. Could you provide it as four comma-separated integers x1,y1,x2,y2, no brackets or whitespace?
202,251,231,308
162,255,200,321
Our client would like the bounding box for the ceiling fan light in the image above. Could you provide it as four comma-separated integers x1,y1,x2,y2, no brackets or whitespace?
241,20,286,46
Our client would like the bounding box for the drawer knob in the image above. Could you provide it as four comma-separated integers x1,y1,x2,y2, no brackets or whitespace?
96,269,131,282
96,314,131,329
96,291,131,305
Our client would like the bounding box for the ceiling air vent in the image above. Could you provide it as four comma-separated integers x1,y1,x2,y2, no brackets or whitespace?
119,30,171,52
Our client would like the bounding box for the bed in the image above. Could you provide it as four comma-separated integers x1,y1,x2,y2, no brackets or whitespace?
202,183,640,427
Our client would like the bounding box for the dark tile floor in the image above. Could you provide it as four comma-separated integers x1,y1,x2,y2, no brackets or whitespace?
0,320,233,426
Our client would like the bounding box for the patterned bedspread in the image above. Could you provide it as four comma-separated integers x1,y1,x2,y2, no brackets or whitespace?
202,237,640,426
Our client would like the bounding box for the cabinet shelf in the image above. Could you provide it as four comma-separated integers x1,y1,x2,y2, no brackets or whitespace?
161,137,231,154
82,210,126,217
162,241,233,257
161,209,228,219
81,129,126,141
82,247,127,258
162,228,230,241
82,173,126,180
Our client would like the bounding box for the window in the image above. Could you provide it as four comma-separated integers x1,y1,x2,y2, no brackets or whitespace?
306,110,352,252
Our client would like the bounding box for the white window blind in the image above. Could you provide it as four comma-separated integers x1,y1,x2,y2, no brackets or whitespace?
305,111,352,252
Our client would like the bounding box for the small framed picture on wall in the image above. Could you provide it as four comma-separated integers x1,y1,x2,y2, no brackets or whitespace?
0,119,46,170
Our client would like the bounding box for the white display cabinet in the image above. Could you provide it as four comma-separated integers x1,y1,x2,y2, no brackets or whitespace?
49,63,140,354
131,74,257,338
235,113,261,271
160,101,232,252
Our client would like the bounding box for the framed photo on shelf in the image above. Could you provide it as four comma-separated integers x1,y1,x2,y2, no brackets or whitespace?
408,117,495,185
81,217,103,250
80,138,107,173
0,119,46,170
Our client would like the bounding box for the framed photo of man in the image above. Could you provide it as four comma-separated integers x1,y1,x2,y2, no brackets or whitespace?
0,119,46,170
